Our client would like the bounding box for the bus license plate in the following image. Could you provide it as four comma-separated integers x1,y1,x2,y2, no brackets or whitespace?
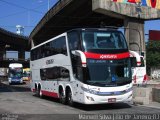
108,98,116,103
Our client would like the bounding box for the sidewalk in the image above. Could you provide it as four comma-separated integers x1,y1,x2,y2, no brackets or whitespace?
141,102,160,109
133,79,160,109
144,79,160,109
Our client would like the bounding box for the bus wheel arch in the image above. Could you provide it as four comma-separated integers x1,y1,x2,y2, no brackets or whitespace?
59,86,66,104
66,86,74,106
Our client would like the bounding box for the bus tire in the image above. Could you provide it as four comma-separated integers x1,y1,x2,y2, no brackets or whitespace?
38,85,43,98
59,89,66,104
35,84,39,97
66,89,74,106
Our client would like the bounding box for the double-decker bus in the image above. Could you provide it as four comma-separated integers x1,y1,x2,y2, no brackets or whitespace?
8,63,23,85
30,28,134,105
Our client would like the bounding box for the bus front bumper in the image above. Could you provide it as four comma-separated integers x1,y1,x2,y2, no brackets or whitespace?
9,79,23,84
83,91,133,105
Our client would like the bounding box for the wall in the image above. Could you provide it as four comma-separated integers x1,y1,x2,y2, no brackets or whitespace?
112,0,160,9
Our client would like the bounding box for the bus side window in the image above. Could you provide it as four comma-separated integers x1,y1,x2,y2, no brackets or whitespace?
40,69,46,80
60,67,70,79
41,67,70,81
45,43,51,57
51,37,67,56
68,31,79,51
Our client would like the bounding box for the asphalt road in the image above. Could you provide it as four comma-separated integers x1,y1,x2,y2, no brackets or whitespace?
0,81,160,120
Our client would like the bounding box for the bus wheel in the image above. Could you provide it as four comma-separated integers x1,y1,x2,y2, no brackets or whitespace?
67,89,74,106
38,87,43,98
39,89,43,98
59,90,66,104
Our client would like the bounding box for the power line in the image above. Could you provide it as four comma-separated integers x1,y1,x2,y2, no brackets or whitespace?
0,0,44,14
0,3,47,20
0,11,26,19
0,26,35,28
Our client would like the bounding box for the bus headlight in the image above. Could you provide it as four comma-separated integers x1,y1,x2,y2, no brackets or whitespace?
126,87,132,93
81,86,98,95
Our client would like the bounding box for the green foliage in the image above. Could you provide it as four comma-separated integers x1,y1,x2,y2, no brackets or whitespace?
146,41,160,67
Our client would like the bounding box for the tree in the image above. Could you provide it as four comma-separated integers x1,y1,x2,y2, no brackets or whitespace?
146,40,160,74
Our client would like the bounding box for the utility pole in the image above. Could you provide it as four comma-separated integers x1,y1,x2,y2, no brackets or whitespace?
48,0,50,11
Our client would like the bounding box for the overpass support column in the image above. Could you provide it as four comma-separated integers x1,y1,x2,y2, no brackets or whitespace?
0,47,5,60
18,50,25,60
124,18,145,55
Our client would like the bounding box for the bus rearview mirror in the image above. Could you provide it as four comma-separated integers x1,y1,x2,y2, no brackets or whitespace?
130,57,137,67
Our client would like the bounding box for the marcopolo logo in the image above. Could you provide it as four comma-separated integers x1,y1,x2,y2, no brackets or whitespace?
46,59,54,65
100,54,117,59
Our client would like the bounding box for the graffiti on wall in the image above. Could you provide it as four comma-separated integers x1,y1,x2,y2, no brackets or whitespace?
112,0,160,9
151,68,160,79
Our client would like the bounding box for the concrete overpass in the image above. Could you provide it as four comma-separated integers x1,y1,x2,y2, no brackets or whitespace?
29,0,160,55
0,27,30,68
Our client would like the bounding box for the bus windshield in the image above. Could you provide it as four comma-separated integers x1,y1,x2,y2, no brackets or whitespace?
9,68,23,78
83,58,132,86
82,31,127,51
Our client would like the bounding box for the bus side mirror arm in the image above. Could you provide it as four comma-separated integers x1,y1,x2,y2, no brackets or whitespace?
71,50,86,63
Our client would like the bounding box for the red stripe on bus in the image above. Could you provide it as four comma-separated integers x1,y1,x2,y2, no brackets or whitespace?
84,52,130,60
41,90,59,98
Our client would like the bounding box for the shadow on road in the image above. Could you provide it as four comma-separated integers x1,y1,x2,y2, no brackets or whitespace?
74,102,132,111
0,82,31,92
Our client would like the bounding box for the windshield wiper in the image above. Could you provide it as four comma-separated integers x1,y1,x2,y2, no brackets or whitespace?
87,81,108,86
87,81,117,87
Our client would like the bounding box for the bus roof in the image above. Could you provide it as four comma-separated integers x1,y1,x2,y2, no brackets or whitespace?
31,28,119,50
9,63,23,68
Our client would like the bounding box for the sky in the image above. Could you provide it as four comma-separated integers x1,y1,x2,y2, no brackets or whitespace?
0,0,58,36
0,0,160,37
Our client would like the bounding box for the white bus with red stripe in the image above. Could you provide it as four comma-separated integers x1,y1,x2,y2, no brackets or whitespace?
30,28,134,105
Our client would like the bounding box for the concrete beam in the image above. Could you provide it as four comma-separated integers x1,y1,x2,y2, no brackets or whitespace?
92,0,160,20
29,0,73,42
